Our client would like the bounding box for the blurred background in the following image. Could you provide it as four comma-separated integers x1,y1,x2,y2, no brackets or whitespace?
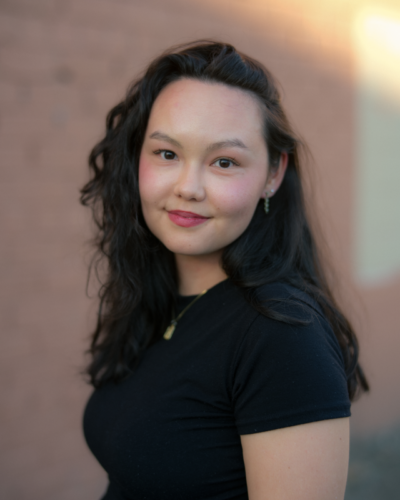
1,0,399,498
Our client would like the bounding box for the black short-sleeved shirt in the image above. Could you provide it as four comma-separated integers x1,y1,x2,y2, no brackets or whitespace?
83,278,351,500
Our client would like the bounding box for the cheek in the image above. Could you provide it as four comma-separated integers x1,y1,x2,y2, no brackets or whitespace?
138,155,162,204
213,177,262,219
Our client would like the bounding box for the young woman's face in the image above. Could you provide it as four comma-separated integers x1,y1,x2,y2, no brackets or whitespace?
139,78,277,258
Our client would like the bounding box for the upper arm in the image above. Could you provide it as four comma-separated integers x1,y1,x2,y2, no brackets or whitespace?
241,417,349,500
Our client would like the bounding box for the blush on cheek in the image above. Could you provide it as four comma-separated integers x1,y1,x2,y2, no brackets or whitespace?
217,181,259,218
138,156,158,198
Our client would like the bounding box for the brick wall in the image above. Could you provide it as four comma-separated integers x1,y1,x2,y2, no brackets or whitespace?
1,0,399,498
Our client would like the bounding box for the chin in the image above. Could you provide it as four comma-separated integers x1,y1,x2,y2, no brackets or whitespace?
161,237,219,257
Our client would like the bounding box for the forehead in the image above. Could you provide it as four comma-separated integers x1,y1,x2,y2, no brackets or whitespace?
147,78,265,140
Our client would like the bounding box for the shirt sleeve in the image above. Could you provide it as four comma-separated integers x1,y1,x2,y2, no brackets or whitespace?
231,300,351,435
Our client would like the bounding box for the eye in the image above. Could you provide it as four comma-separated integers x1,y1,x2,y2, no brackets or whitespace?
214,158,238,169
156,149,177,161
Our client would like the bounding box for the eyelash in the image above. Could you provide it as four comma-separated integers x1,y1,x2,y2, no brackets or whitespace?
153,149,239,169
214,158,239,169
154,149,177,161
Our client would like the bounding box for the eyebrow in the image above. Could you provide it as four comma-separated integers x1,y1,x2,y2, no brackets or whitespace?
206,139,248,153
149,131,248,152
149,132,182,148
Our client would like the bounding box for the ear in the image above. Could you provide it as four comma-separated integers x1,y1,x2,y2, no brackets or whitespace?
261,152,288,198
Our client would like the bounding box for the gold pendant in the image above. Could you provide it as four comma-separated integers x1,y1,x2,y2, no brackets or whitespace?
163,323,176,340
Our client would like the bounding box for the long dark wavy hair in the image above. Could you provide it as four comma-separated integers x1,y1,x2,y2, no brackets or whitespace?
81,40,368,399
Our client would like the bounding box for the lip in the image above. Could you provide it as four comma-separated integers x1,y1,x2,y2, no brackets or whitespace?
168,210,209,219
167,210,210,228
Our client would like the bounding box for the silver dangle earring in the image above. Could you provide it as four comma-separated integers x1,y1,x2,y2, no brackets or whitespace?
264,188,274,214
264,194,269,214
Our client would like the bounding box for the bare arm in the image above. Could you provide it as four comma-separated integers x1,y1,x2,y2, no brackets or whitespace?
241,417,349,500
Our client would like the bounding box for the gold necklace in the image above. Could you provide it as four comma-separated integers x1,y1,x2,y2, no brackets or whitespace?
163,289,208,340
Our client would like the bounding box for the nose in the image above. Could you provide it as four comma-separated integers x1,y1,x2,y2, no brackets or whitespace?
173,162,206,201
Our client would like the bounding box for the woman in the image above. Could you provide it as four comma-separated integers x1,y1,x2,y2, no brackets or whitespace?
81,41,368,500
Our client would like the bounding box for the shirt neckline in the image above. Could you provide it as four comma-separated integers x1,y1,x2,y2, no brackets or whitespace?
176,277,230,311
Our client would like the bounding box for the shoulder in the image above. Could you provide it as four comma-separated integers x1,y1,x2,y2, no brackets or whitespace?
230,282,350,434
253,281,326,321
244,281,345,367
224,280,343,362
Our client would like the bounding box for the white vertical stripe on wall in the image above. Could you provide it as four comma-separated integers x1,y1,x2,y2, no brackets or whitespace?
354,8,400,285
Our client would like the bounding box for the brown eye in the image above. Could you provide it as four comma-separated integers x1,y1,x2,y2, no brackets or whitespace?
216,158,235,169
160,150,177,160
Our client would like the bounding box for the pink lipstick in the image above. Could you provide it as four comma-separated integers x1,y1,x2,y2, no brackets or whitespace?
167,210,210,228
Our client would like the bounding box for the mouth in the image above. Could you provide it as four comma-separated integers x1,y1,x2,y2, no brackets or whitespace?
167,210,210,228
168,210,209,219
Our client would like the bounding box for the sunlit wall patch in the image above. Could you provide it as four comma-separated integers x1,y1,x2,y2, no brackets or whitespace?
353,7,400,285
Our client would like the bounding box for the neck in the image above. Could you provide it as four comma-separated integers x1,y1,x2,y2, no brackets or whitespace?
175,251,228,296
